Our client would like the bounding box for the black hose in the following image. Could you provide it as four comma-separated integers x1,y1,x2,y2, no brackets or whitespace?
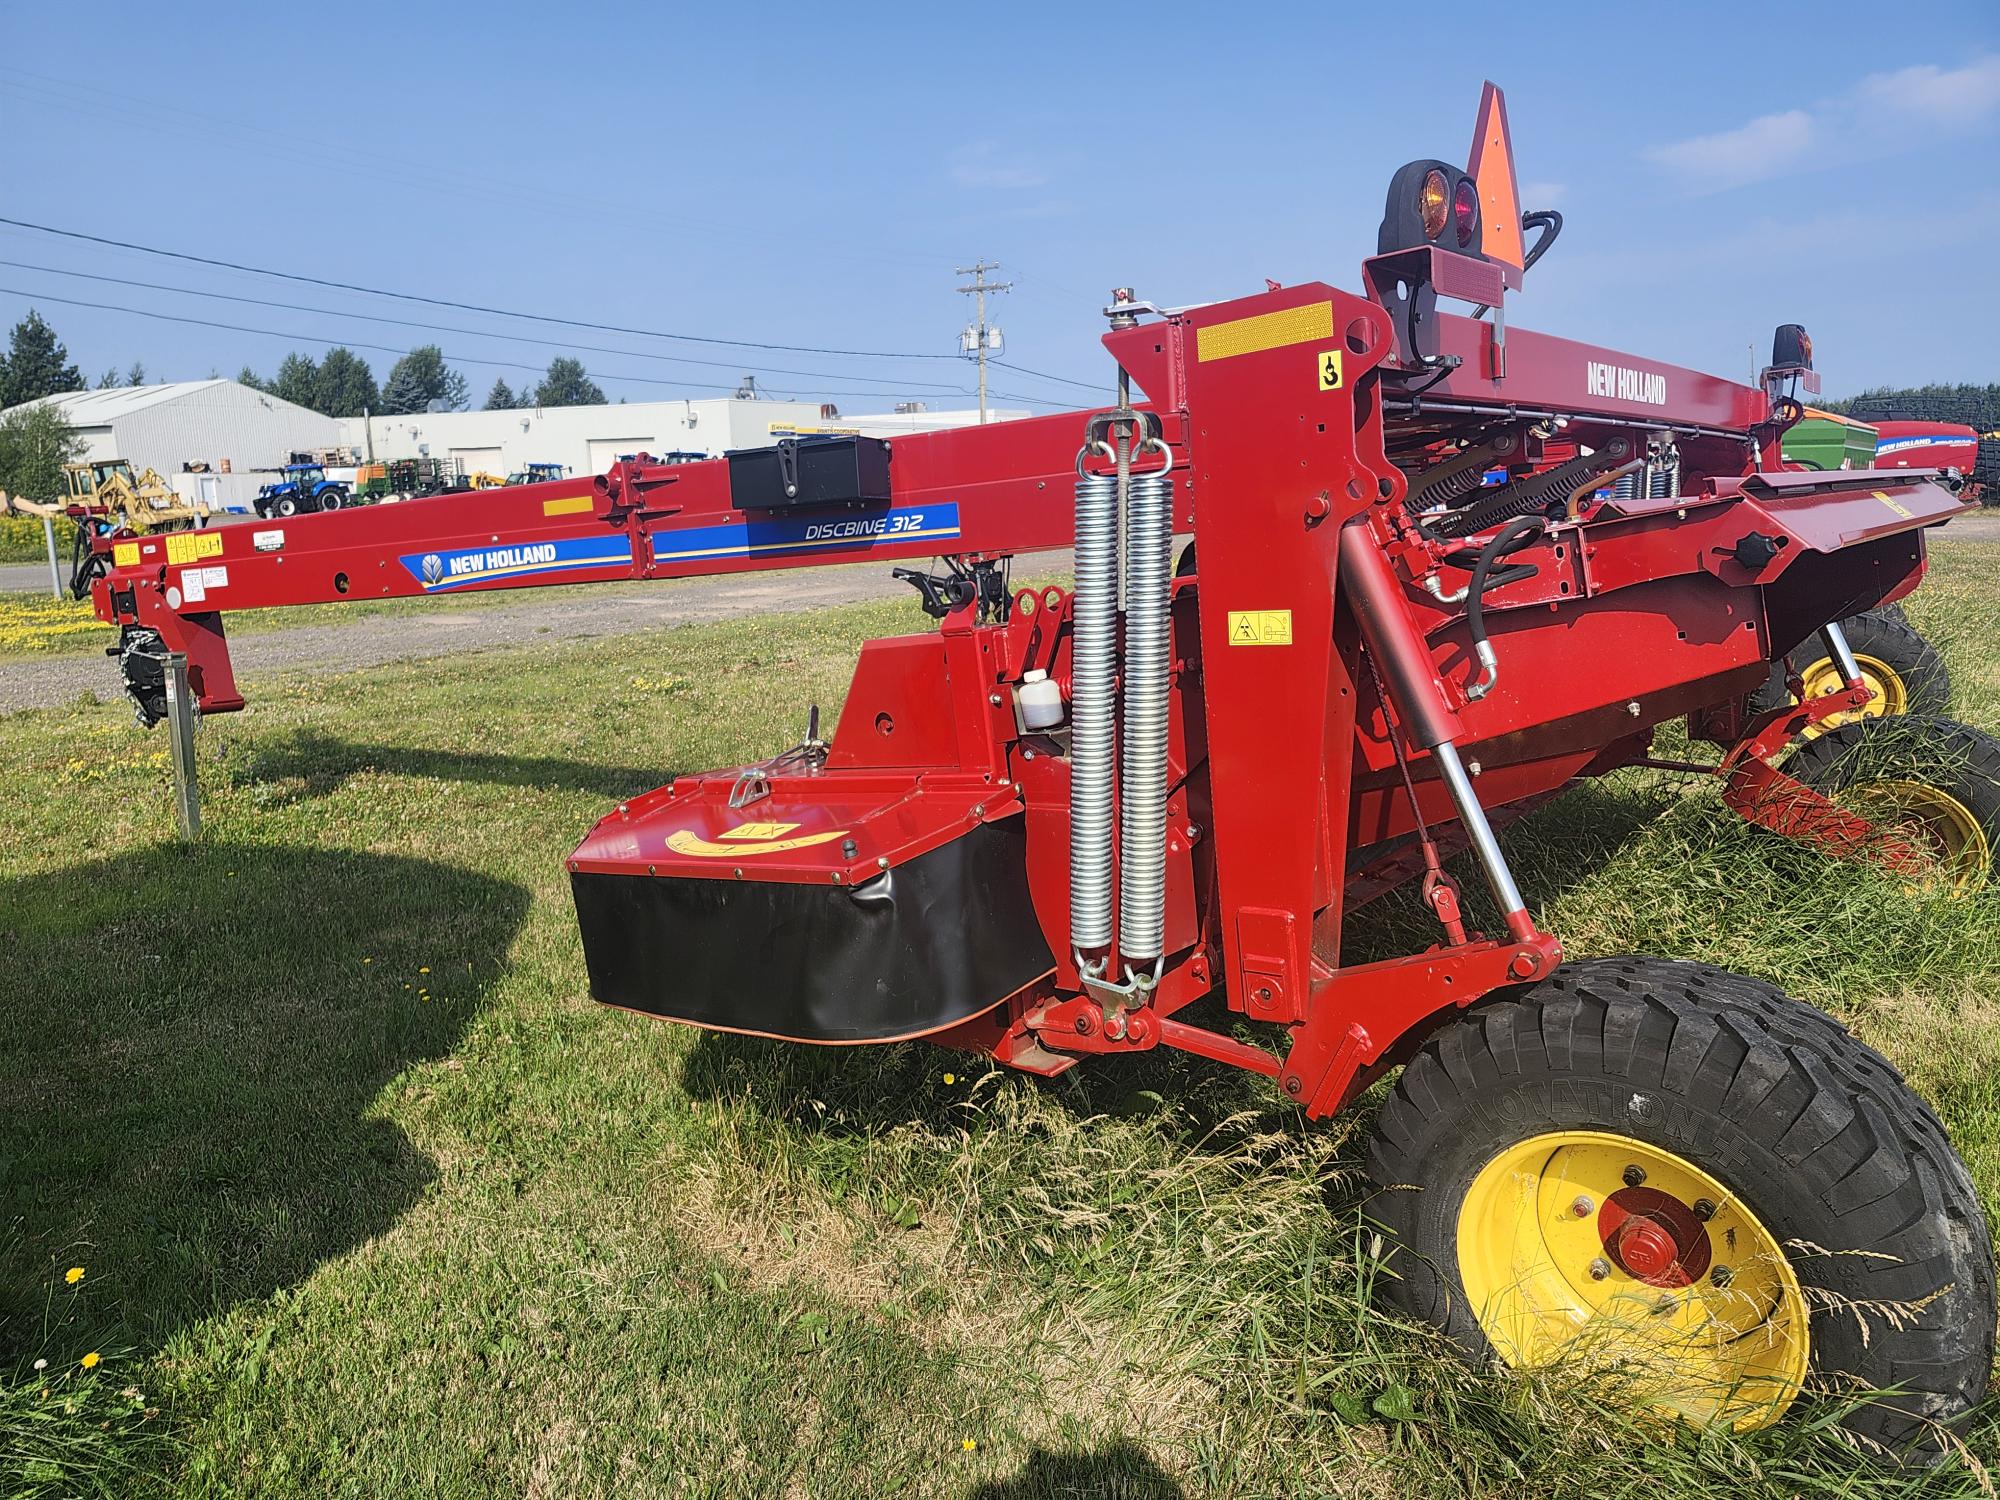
1465,515,1545,671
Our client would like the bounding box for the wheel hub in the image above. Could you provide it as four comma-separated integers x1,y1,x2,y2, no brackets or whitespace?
1799,650,1905,735
1455,1130,1809,1428
1600,1186,1710,1286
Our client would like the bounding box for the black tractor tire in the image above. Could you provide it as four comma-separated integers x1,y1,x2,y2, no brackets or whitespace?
1786,713,2000,883
317,489,344,513
1366,956,1994,1457
1748,608,1950,724
274,495,299,518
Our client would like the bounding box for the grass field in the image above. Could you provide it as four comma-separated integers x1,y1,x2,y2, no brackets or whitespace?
2,542,1997,1497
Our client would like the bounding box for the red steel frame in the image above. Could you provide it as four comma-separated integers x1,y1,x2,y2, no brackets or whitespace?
87,133,1972,1120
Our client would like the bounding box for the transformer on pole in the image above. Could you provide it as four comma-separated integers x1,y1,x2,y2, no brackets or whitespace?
956,260,1012,423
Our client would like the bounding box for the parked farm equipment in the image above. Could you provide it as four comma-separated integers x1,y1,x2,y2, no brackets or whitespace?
5,459,209,597
351,457,467,502
253,462,349,518
83,86,1995,1450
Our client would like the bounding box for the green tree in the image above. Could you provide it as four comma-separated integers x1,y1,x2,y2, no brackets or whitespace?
126,361,146,387
273,352,320,409
96,368,120,389
237,365,271,394
533,357,606,408
483,377,517,410
378,345,468,414
0,403,83,504
315,347,380,417
0,309,85,408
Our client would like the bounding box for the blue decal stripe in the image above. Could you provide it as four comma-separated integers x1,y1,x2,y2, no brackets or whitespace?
649,503,962,563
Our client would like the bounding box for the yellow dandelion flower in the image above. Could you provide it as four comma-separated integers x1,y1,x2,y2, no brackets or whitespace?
961,1437,977,1452
943,1073,956,1085
65,1267,84,1285
419,967,431,974
363,957,374,965
80,1352,100,1370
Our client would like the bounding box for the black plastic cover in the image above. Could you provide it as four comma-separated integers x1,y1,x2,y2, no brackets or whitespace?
570,818,1053,1042
726,436,892,511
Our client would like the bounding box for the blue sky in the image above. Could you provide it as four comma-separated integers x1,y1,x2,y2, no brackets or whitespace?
2,0,1995,411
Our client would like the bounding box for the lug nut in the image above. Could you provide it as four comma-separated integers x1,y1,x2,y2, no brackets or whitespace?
1622,1165,1647,1188
1587,1258,1611,1281
1691,1198,1715,1221
1570,1195,1594,1218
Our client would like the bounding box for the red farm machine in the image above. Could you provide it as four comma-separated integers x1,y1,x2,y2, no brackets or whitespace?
87,86,1995,1450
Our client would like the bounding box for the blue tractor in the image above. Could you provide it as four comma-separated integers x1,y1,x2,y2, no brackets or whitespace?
254,462,350,518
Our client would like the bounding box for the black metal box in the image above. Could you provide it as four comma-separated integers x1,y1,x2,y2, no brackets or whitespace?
726,436,892,511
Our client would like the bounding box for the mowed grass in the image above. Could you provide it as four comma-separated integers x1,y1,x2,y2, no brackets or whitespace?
2,543,1998,1497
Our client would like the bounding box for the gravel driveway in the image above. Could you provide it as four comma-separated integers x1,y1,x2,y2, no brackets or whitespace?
0,553,1072,715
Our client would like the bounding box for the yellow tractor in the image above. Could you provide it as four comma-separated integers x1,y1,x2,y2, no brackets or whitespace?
3,460,211,598
62,459,207,532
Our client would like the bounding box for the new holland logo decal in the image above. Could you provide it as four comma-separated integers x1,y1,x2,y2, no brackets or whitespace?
398,535,634,591
665,821,850,858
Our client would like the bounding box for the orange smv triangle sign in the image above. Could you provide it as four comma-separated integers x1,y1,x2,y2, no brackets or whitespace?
1467,81,1525,290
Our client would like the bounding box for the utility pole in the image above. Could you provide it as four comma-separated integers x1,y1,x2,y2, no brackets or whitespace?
956,261,1012,423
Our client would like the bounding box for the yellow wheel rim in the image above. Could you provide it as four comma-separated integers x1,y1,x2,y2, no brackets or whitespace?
1841,779,1992,890
1456,1130,1810,1429
1797,652,1907,736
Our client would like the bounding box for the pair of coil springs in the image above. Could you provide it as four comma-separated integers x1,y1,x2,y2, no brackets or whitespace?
1069,437,1174,970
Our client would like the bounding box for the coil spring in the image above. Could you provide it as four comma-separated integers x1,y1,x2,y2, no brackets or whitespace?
1118,445,1175,963
1647,453,1679,498
1068,453,1119,953
1412,462,1489,512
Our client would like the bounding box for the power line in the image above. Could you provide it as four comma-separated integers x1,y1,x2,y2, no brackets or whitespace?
0,285,1067,405
0,257,996,396
0,215,967,362
991,358,1105,392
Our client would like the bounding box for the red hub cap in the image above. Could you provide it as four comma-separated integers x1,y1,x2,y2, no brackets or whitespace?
1599,1186,1712,1287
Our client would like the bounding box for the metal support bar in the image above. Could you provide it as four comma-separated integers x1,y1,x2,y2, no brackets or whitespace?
1431,739,1533,941
41,516,62,599
164,652,200,841
1820,620,1864,690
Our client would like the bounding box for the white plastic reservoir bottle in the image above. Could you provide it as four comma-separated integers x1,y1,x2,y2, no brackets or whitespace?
1017,669,1065,730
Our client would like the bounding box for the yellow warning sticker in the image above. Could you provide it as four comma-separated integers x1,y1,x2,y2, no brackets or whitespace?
1227,609,1293,646
165,531,224,566
542,494,594,517
112,542,141,568
1873,489,1915,519
1196,301,1334,362
665,824,851,858
1317,349,1344,391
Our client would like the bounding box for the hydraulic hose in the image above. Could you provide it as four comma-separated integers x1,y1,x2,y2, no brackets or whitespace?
1463,515,1545,700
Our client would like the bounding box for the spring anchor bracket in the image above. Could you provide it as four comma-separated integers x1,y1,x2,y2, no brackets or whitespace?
1081,964,1157,1023
1082,408,1164,452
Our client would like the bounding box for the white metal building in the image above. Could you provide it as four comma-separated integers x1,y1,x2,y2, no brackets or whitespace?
334,398,1030,481
11,381,341,475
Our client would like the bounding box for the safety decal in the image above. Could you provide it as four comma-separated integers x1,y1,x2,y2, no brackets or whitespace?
541,495,594,517
1196,301,1334,363
166,531,224,566
1873,490,1915,520
112,542,140,568
1227,609,1293,646
665,822,851,858
1317,349,1345,391
648,503,960,565
398,535,634,591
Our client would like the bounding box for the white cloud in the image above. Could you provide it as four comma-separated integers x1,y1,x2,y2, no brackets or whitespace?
1855,56,2000,127
1645,110,1815,189
949,144,1047,191
1647,54,2000,192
